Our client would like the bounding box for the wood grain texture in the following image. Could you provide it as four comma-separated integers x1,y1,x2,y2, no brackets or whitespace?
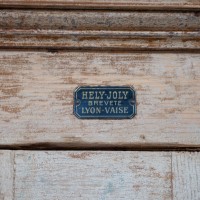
14,151,172,200
0,151,14,200
1,31,200,51
1,150,199,199
0,51,199,149
0,10,199,50
172,152,200,200
0,0,199,10
1,10,199,32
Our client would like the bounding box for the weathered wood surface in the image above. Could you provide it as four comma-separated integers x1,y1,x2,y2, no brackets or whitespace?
0,151,14,200
173,152,200,200
0,0,199,10
1,10,199,31
14,151,172,200
0,10,199,50
0,52,199,149
1,150,199,199
11,151,200,200
1,31,200,51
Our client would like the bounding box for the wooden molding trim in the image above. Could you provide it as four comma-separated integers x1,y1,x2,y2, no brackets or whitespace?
0,10,200,50
0,0,200,10
1,30,200,51
1,10,199,32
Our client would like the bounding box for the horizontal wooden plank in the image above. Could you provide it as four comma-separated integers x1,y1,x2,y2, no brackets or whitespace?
0,52,199,149
1,31,200,50
1,10,199,32
0,0,199,10
173,152,200,200
0,151,14,200
14,151,172,200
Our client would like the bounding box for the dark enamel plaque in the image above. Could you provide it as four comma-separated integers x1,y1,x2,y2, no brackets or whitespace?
74,86,136,119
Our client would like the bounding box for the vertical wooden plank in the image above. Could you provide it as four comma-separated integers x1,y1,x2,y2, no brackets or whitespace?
172,152,200,200
14,151,172,200
0,151,14,200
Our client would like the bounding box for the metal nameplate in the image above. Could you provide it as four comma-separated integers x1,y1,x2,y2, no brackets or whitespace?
74,86,136,119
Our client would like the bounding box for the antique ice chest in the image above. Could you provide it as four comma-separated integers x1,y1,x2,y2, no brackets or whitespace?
0,1,200,199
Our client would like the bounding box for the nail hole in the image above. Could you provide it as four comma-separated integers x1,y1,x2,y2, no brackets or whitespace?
76,100,81,106
129,100,135,105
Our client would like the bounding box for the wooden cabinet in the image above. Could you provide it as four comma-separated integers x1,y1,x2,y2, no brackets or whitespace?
0,1,199,199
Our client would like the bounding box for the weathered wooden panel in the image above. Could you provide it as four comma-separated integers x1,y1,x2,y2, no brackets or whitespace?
173,152,200,200
1,150,200,199
1,31,199,50
1,10,199,31
0,52,199,149
14,151,172,200
0,0,199,10
0,151,14,200
0,10,199,50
